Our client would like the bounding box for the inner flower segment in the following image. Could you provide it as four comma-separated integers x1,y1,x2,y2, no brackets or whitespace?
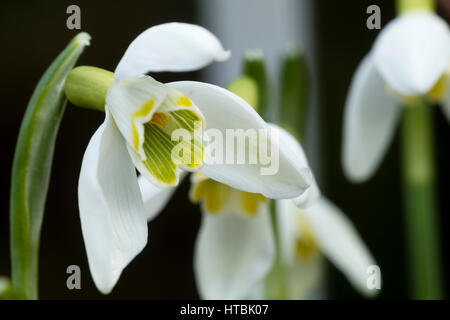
136,90,204,186
190,173,268,215
295,213,319,261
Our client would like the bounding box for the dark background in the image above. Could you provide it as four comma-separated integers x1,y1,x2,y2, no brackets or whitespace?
0,0,449,299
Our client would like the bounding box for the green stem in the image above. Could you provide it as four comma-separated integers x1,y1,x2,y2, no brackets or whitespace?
10,33,89,299
401,102,444,299
396,0,435,14
265,201,288,299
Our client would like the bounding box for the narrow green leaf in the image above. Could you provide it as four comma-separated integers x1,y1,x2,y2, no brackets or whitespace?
279,47,310,142
10,32,90,299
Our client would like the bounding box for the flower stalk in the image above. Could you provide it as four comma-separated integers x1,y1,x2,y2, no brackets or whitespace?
10,33,89,299
397,0,435,14
265,201,288,299
401,101,444,299
64,66,114,111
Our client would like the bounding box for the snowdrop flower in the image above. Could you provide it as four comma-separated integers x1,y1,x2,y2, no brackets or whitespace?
342,10,450,182
78,23,312,294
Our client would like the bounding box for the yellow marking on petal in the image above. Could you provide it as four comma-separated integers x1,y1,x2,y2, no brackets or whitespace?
189,177,230,214
296,214,319,261
428,76,446,101
205,182,229,213
194,172,207,179
386,84,421,104
176,95,193,107
190,178,208,202
131,98,155,150
240,192,268,215
386,75,447,105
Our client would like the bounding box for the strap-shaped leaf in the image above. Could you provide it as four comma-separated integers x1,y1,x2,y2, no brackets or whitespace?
280,48,309,142
10,33,90,299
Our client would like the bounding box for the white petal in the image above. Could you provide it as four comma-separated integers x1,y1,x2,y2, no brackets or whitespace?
373,11,450,95
78,112,148,294
268,123,320,207
115,23,230,80
303,197,378,297
342,54,401,182
168,81,312,199
138,172,188,221
194,204,275,299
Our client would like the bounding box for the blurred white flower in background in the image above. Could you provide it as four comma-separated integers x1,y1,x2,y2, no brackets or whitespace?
342,10,450,182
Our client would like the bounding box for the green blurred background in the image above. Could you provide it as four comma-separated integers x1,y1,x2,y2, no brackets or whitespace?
0,0,448,299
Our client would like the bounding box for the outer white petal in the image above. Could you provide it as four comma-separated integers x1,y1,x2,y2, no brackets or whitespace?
168,81,312,199
138,172,188,221
194,203,275,299
303,197,378,297
342,54,401,182
373,11,450,95
78,112,148,294
269,123,320,207
115,22,230,80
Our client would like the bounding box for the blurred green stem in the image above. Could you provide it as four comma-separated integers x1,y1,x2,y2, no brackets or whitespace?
397,0,435,13
265,201,287,299
401,102,443,299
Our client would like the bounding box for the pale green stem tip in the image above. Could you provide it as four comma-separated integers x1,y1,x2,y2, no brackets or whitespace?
396,0,436,14
64,66,114,111
0,277,14,299
227,76,259,111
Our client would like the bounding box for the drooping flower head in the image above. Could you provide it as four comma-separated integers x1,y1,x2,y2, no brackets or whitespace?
343,10,450,181
77,23,314,294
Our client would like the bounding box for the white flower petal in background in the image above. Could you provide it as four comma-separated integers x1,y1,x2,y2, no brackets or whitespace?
342,54,402,182
168,81,312,199
289,254,325,300
194,204,275,299
78,112,148,294
303,198,377,297
373,11,450,96
115,22,230,80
